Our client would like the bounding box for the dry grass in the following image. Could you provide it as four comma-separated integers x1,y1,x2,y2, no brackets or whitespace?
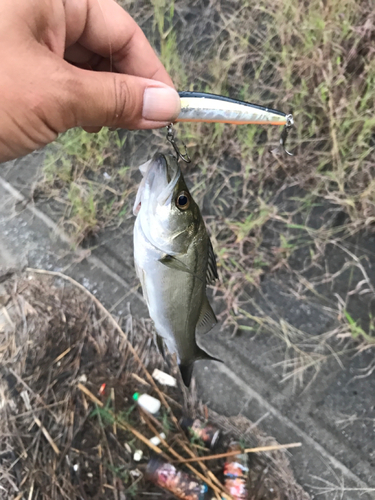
0,272,309,499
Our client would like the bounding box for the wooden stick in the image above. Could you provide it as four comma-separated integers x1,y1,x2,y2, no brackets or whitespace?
53,347,72,363
175,442,302,464
175,435,227,493
33,417,60,456
19,389,60,456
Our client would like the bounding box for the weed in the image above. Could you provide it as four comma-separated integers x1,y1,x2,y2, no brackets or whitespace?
41,127,134,244
343,310,375,345
66,182,99,243
229,201,275,243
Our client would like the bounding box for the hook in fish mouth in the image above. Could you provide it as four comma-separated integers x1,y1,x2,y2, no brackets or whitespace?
133,153,183,215
166,124,191,163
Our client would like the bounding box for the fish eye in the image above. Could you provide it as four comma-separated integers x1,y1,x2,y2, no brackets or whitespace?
176,191,190,210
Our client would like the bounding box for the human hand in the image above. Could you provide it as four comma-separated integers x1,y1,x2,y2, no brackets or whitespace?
0,0,181,162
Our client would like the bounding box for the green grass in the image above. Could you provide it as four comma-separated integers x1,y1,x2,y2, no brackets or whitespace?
344,310,375,345
41,127,134,244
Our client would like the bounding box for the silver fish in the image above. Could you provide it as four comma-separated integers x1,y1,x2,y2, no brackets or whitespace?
133,153,220,386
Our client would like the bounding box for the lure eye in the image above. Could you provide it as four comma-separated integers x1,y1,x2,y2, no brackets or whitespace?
176,191,190,210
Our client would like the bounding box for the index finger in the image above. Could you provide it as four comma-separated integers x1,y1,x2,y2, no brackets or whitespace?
64,0,174,87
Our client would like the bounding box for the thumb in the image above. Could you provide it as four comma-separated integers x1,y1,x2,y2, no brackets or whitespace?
67,67,181,130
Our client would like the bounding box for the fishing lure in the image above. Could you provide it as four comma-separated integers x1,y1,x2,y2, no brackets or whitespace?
168,91,294,161
177,91,292,127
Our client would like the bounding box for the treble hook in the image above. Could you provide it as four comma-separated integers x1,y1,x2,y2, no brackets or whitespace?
270,114,294,156
281,114,294,156
166,124,191,163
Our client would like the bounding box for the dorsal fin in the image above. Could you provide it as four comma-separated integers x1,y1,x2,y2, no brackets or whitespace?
196,295,217,336
207,238,218,284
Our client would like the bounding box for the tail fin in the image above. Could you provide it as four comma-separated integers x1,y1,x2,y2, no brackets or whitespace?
179,347,222,387
179,363,194,387
196,345,222,364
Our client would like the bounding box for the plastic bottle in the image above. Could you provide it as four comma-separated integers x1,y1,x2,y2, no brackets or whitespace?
180,417,221,450
152,368,177,387
223,441,249,499
146,457,211,500
132,392,161,414
133,449,143,462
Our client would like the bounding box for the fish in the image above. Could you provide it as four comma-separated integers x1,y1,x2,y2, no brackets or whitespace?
133,153,220,386
176,91,293,126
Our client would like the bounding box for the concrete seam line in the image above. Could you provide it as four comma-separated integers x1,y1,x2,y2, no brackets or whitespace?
217,363,370,488
0,175,145,304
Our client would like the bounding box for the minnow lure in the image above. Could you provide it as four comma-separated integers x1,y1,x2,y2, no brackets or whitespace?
176,91,293,127
168,91,294,162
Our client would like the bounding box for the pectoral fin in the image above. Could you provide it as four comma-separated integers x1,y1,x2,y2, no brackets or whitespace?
158,254,204,283
159,254,192,274
135,264,149,306
196,296,217,336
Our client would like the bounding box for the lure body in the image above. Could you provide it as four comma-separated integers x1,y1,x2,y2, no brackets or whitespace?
176,91,292,126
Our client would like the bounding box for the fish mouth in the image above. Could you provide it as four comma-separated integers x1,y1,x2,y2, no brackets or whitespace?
133,154,180,215
155,154,180,205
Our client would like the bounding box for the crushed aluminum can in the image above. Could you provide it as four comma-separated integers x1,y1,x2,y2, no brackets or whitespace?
223,442,249,500
180,417,221,450
146,457,209,500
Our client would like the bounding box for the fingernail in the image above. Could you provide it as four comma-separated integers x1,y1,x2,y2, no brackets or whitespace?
142,87,181,122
